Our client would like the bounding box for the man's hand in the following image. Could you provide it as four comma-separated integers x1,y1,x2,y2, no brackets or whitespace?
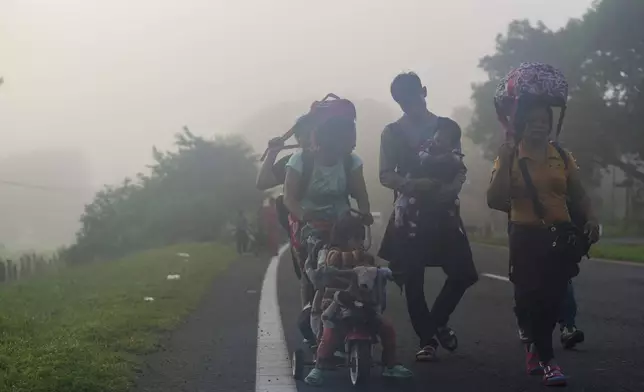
361,212,374,226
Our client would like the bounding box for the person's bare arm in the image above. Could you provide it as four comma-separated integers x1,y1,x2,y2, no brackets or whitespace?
348,165,372,222
256,137,285,190
283,167,305,221
256,150,280,190
379,127,407,191
437,164,467,201
379,126,439,193
487,144,514,213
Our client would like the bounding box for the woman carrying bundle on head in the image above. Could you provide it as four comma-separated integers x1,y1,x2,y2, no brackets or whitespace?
487,62,600,386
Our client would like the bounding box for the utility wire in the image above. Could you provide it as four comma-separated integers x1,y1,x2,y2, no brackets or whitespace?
0,179,94,193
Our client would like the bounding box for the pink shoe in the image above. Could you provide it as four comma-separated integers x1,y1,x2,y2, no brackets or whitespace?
542,363,567,386
525,345,543,375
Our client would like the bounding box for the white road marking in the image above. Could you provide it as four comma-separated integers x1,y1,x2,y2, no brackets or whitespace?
255,244,297,392
481,273,511,282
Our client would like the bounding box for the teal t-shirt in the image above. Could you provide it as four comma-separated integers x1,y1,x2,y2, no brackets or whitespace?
286,152,362,221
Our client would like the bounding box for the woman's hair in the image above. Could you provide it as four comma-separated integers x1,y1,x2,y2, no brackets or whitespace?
329,213,365,248
312,117,356,154
513,102,554,141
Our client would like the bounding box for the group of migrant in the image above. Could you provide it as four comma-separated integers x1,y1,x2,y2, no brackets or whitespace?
255,62,598,387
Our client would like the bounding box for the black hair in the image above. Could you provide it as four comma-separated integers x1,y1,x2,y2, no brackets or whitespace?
293,114,312,141
329,213,365,248
313,117,356,153
513,101,554,141
390,72,423,104
436,118,462,147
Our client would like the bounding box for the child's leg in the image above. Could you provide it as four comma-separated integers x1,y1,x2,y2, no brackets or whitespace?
316,326,341,368
378,317,413,378
378,317,397,367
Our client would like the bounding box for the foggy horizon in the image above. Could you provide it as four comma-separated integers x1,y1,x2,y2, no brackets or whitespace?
2,0,593,187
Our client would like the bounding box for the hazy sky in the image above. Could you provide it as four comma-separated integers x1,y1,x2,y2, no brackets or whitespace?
1,0,594,187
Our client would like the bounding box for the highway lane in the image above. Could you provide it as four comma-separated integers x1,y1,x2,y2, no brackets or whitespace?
277,242,644,392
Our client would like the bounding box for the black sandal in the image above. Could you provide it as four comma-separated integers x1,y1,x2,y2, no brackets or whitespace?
415,345,438,362
437,327,458,352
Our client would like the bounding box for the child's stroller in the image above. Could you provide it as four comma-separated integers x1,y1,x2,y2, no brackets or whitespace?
291,211,394,387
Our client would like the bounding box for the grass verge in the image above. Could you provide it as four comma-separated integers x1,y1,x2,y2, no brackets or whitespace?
470,236,644,263
0,243,235,392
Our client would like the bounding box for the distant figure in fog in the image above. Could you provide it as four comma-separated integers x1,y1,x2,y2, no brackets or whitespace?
235,210,249,255
262,198,279,255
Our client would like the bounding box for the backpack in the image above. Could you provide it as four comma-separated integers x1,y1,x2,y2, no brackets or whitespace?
508,141,591,253
548,142,589,231
301,94,356,134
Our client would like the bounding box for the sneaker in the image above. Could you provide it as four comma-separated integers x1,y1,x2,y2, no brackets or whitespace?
415,344,438,362
542,363,567,386
436,326,458,352
560,326,585,350
333,350,346,359
304,368,324,386
525,344,543,376
382,364,413,378
518,327,531,344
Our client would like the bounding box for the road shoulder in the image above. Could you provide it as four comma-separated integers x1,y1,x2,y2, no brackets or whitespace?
131,255,269,392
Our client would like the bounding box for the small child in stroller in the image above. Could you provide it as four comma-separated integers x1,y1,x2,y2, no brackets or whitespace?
302,213,413,386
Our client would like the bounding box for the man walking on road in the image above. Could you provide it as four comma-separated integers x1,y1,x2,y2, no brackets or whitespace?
378,72,478,361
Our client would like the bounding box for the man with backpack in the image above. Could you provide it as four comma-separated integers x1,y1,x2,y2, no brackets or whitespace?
378,72,479,362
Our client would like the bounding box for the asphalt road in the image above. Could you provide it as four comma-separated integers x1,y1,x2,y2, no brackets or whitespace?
132,241,644,392
277,242,644,392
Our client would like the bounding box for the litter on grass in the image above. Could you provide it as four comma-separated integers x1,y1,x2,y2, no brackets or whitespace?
166,274,181,280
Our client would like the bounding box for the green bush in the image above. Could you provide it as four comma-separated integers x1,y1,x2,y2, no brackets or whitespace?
62,130,263,263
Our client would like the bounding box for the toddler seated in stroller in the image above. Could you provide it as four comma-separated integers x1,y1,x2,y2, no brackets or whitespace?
301,213,412,386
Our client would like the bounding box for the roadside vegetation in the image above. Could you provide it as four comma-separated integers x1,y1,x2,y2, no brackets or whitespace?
0,129,262,391
0,243,234,392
